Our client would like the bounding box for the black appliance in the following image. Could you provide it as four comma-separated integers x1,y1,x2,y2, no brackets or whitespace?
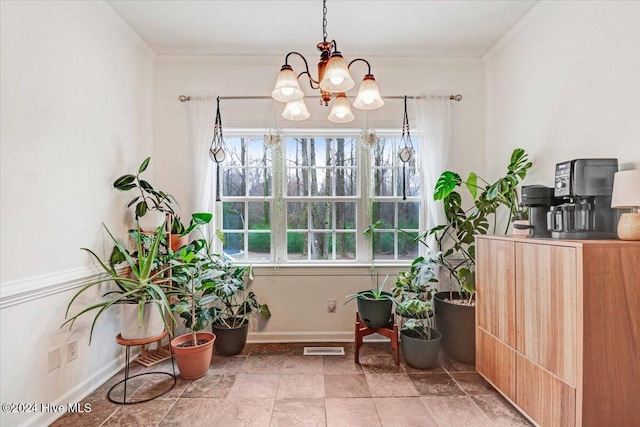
547,158,619,239
521,185,559,238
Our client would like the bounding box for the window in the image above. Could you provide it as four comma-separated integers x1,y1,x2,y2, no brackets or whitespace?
285,136,358,261
221,137,272,262
370,137,420,261
218,131,420,264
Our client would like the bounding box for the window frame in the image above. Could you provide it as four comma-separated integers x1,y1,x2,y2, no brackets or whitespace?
215,128,422,266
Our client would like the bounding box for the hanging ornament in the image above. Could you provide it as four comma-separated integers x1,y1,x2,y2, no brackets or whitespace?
209,96,227,202
264,100,283,149
361,110,379,150
398,95,414,201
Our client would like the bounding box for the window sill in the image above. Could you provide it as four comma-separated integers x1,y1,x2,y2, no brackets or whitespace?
248,263,410,277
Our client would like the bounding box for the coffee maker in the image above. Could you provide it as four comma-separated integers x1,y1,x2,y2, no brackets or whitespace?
547,158,619,239
521,185,559,238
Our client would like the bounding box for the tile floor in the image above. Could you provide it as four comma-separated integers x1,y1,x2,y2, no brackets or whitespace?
51,342,532,427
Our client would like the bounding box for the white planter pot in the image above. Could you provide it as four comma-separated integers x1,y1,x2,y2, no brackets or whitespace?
138,211,166,232
121,303,164,340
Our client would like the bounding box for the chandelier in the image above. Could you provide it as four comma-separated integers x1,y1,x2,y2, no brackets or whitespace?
271,0,384,122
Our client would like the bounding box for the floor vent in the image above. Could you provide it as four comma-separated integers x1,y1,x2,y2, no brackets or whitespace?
303,347,345,356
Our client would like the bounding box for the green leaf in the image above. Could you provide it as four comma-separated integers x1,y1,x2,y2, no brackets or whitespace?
192,213,213,225
138,157,151,174
259,304,271,320
135,201,148,218
139,180,153,191
215,229,226,244
466,172,478,199
433,172,461,201
113,174,135,189
126,196,140,208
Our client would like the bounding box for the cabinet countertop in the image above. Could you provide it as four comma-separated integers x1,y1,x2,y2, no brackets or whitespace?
476,234,640,248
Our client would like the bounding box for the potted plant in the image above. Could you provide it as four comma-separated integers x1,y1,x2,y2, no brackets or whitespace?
62,222,175,343
113,157,177,231
393,255,441,369
400,300,441,369
345,274,395,329
511,205,530,236
424,148,532,365
170,215,271,357
209,262,271,356
167,235,223,379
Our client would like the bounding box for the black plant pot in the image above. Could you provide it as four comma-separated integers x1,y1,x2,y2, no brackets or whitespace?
434,291,476,365
211,319,249,356
356,292,393,329
400,328,441,370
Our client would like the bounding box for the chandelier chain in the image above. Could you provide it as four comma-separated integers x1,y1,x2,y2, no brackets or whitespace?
322,0,328,43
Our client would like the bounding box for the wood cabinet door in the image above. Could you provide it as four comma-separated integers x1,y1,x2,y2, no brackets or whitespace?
515,243,577,386
516,354,576,427
477,327,516,401
476,238,516,347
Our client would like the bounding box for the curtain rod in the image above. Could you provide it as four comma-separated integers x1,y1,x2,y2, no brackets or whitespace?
178,94,462,102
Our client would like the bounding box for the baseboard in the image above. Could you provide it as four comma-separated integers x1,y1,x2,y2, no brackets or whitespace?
247,331,390,343
21,352,129,427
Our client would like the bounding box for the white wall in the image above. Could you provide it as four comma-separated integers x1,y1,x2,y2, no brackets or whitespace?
484,1,640,186
0,1,154,426
153,55,486,341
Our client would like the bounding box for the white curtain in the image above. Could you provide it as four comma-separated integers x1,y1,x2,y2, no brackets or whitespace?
413,95,453,251
186,98,217,240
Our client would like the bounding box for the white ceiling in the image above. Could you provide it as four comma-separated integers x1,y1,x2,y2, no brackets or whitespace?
107,0,538,57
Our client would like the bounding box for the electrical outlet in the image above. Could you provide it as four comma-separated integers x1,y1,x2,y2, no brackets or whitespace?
67,340,78,362
48,347,61,372
327,299,337,313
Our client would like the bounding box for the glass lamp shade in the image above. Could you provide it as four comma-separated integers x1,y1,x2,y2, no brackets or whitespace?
319,52,355,93
271,65,304,102
611,170,640,209
328,93,355,123
353,75,384,110
282,99,310,121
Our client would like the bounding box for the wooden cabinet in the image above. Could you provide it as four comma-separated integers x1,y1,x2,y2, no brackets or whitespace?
476,236,640,427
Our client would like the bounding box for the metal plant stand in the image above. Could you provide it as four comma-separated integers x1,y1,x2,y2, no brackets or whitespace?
108,331,176,404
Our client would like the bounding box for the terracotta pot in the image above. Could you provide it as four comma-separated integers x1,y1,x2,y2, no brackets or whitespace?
120,303,164,340
170,234,189,252
171,332,215,380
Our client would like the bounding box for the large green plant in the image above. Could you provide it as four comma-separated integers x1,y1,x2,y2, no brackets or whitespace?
420,148,532,304
62,222,175,344
113,157,176,218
